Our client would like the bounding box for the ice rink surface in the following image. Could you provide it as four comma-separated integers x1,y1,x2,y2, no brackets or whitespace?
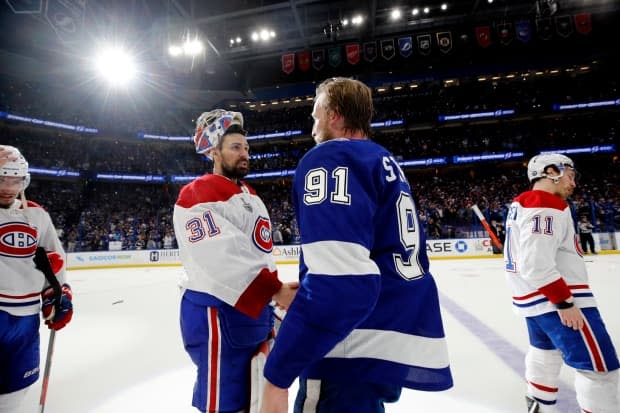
16,254,620,413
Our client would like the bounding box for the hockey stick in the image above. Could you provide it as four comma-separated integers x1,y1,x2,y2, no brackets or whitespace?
34,247,62,413
472,204,504,251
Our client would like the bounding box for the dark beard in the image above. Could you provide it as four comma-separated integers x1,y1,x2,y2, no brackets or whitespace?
221,162,249,180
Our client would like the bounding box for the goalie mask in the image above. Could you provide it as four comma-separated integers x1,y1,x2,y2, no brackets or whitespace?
527,153,575,183
193,109,246,159
0,146,30,191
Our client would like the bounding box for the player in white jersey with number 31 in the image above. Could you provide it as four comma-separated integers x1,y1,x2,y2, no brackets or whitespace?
173,111,298,413
504,153,619,413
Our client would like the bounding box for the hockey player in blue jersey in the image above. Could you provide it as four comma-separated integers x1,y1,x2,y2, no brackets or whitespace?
260,78,453,413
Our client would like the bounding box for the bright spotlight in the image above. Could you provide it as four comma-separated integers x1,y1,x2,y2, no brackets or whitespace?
95,48,137,86
168,45,183,56
260,29,269,41
351,15,363,25
183,39,203,56
269,30,276,38
441,3,448,11
391,9,402,20
423,7,430,14
342,18,349,26
412,8,420,15
235,37,242,43
251,32,259,41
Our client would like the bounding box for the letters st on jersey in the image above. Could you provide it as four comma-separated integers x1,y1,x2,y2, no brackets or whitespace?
302,155,426,281
0,222,38,258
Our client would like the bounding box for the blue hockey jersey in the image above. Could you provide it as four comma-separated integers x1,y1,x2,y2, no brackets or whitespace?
264,138,453,391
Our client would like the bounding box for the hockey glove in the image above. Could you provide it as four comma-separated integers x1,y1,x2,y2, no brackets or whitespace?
41,284,73,331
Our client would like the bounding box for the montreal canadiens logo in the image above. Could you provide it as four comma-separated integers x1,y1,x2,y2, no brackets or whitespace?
0,222,38,258
252,217,273,253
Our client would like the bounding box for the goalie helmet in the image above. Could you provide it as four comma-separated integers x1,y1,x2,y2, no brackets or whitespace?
0,145,30,190
193,109,246,158
527,153,574,182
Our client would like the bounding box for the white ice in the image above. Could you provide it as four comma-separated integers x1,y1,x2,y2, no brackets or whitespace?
17,255,620,412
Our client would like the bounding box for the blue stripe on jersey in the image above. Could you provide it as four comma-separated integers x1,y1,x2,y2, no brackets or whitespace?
0,299,40,307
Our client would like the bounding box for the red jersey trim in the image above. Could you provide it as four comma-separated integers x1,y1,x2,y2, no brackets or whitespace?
234,268,282,319
538,278,572,303
514,190,567,211
175,174,256,208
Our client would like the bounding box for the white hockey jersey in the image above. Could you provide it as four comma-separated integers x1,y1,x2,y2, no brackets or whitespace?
504,190,597,317
0,200,67,316
173,174,280,319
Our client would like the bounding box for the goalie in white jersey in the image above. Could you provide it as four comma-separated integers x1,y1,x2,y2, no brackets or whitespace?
504,153,618,412
0,145,72,412
173,110,297,413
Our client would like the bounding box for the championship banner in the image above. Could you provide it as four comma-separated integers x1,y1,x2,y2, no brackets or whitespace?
475,26,491,48
515,20,532,43
45,0,86,44
417,34,431,55
297,50,311,72
574,13,592,35
281,53,294,74
555,15,573,38
328,46,342,67
312,49,325,70
380,39,395,60
436,32,452,54
345,43,360,65
496,23,513,45
398,36,413,58
363,41,377,62
5,0,42,13
536,18,553,40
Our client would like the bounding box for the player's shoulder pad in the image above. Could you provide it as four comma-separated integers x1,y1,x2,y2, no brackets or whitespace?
176,174,244,208
19,200,44,209
515,190,567,211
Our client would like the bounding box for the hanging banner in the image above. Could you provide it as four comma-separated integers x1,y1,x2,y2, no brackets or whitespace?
515,20,532,43
363,41,377,62
536,18,553,40
328,46,342,67
555,15,573,38
297,50,311,72
6,0,42,13
574,13,592,35
417,34,432,55
345,43,360,65
475,26,491,48
312,49,325,70
281,53,294,74
497,23,513,45
380,39,395,60
436,32,452,54
398,36,413,58
45,0,86,44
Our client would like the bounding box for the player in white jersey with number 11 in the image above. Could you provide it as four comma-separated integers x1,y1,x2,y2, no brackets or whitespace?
504,153,618,413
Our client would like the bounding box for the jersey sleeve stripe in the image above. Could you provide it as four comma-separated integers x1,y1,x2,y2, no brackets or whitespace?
325,328,450,369
302,240,380,276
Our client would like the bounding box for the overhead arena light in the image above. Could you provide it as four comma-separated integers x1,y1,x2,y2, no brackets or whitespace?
94,48,137,86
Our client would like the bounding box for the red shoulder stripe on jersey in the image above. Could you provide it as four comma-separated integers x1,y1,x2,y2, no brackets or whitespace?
176,174,248,208
538,277,572,303
514,190,567,211
18,200,42,209
234,268,282,319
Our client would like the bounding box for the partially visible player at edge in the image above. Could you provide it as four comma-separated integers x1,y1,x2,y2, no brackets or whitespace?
173,111,298,413
503,153,619,413
0,145,73,413
260,78,453,413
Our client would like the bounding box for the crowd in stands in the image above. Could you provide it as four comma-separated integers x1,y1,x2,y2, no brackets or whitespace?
2,67,620,251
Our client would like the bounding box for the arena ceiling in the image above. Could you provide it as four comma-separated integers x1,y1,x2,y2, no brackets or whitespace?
1,0,619,93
